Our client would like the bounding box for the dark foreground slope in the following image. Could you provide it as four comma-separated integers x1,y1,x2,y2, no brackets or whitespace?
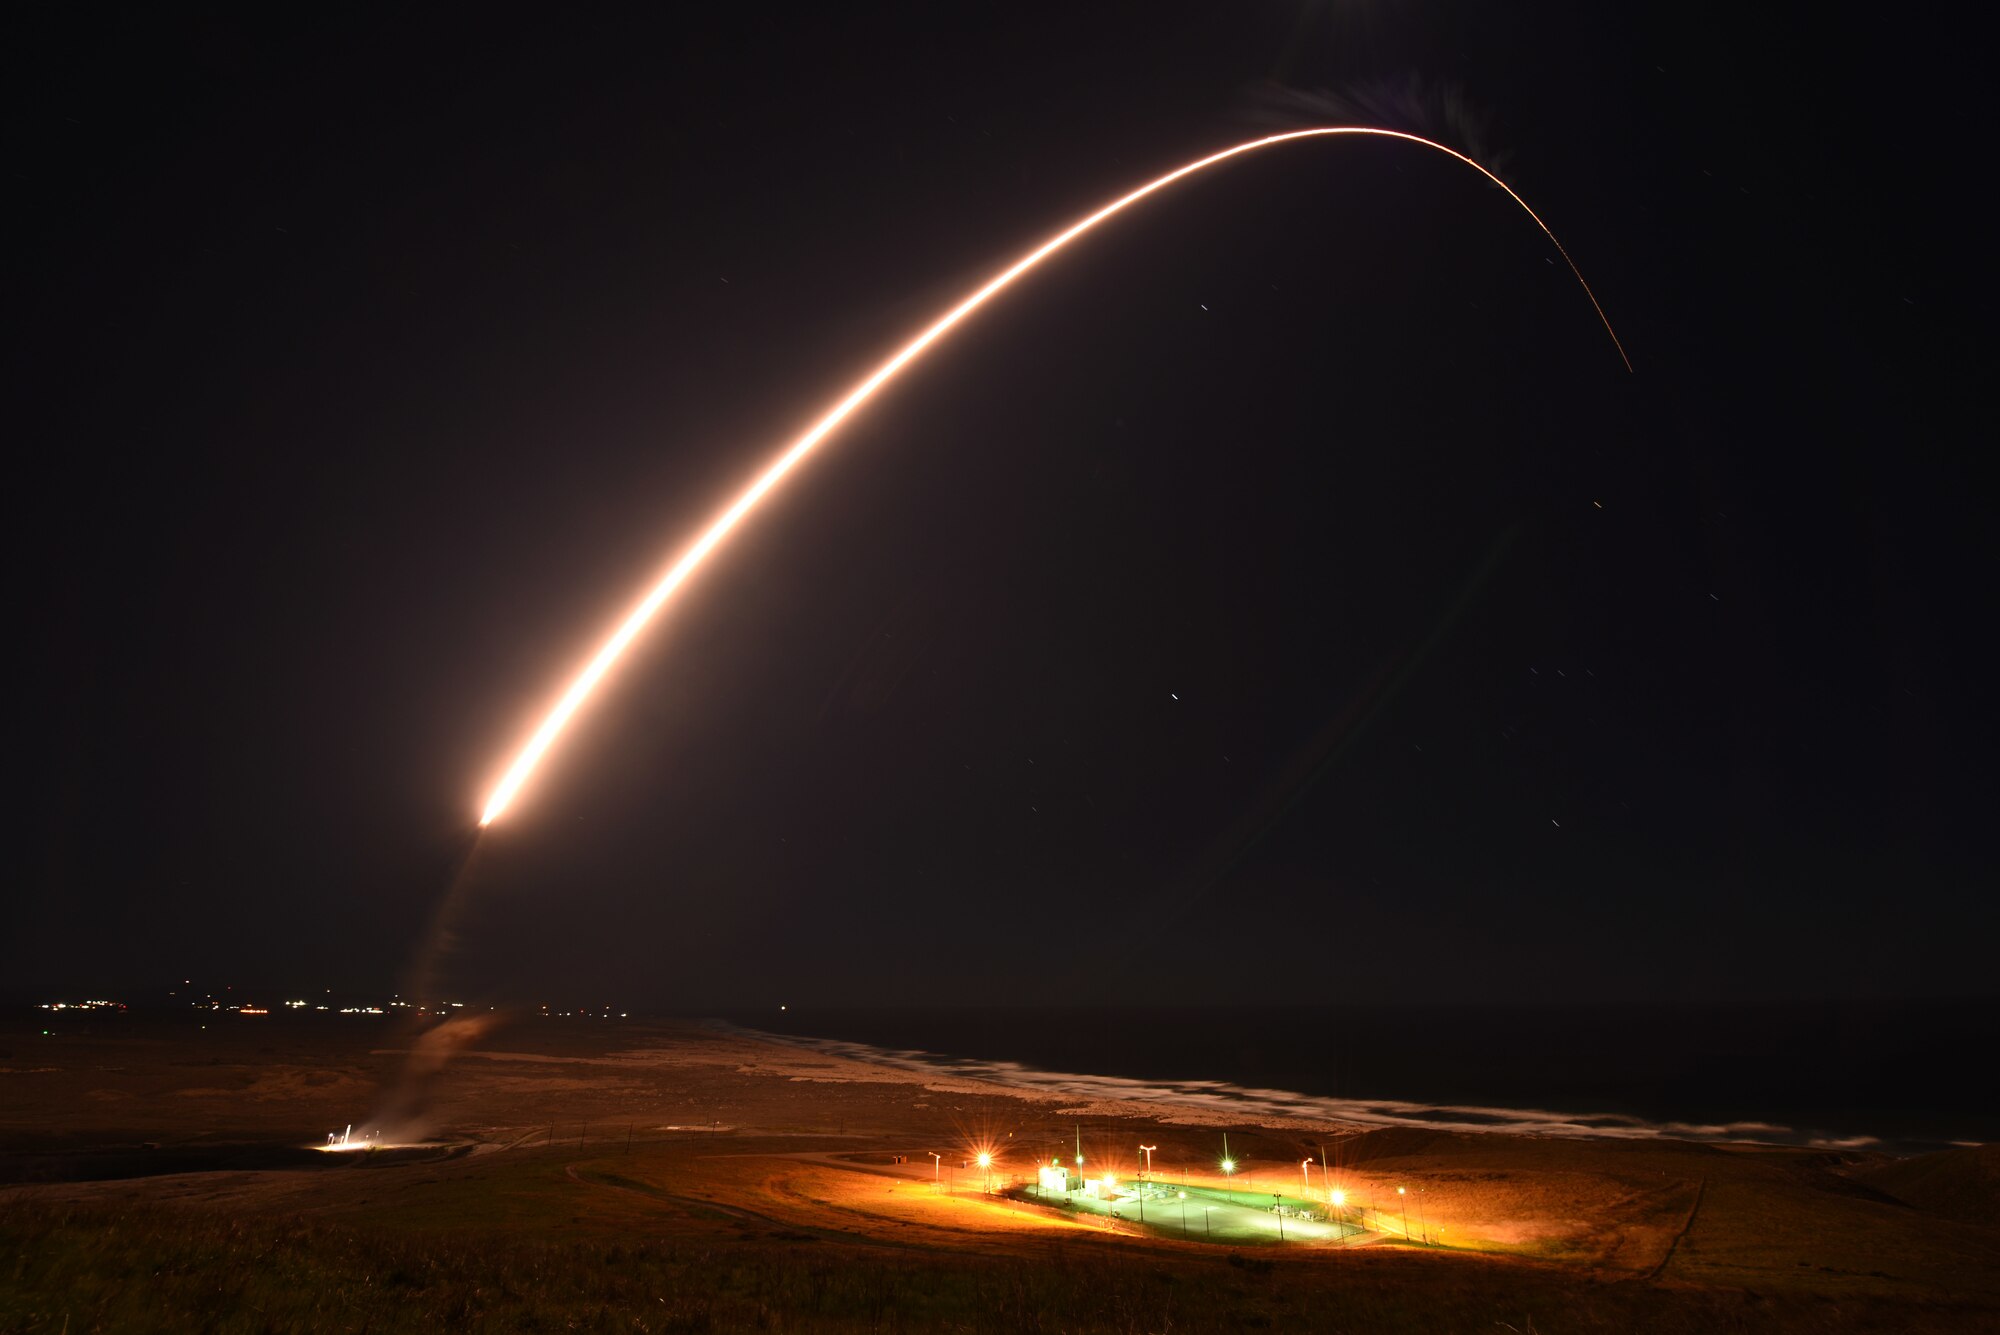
1855,1144,2000,1223
3,1017,1996,1333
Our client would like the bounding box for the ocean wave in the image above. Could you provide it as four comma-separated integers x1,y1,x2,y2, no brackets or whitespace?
724,1024,1882,1150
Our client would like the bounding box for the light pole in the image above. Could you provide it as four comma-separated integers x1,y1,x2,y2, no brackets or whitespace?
1331,1189,1347,1242
929,1152,941,1191
1178,1190,1188,1236
1301,1159,1312,1201
1220,1133,1235,1182
1415,1186,1430,1244
977,1151,992,1195
1274,1193,1285,1242
1139,1144,1156,1180
1397,1186,1410,1242
1203,1206,1212,1240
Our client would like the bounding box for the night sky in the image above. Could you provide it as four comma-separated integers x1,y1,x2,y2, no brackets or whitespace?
14,4,1990,1010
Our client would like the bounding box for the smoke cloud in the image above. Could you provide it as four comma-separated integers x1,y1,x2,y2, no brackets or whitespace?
1249,78,1512,180
363,1012,508,1144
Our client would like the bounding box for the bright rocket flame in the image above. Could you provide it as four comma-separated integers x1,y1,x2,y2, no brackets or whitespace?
477,127,1628,826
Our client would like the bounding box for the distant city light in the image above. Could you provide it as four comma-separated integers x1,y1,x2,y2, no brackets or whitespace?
37,991,632,1021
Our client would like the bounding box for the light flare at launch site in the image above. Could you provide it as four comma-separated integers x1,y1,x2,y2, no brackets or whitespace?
477,127,1629,828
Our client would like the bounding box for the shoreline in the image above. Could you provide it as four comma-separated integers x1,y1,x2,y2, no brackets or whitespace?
5,1013,1997,1331
721,1019,1968,1155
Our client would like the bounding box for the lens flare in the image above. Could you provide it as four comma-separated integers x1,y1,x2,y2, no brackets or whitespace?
478,127,1627,826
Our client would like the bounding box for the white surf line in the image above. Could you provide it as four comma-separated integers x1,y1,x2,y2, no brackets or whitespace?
719,1024,1882,1150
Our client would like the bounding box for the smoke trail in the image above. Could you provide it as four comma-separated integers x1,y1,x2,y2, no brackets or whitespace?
331,836,503,1149
364,1012,507,1145
1250,79,1513,180
397,830,485,1012
477,128,1631,827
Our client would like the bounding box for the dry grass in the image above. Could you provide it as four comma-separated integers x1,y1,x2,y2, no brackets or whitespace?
12,1190,2000,1334
4,1017,1996,1332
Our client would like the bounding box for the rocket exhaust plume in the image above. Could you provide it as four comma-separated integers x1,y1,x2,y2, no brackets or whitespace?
478,127,1628,826
325,1012,506,1151
399,831,485,1011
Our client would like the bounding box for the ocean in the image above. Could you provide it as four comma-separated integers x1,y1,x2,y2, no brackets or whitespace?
733,999,1998,1153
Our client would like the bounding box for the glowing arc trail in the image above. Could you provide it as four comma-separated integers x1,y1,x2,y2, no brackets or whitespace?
477,127,1628,826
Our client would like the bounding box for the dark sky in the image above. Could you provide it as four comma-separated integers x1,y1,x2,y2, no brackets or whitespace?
13,4,1990,1010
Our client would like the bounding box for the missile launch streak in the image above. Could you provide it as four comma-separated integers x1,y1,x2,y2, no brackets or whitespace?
477,127,1627,827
